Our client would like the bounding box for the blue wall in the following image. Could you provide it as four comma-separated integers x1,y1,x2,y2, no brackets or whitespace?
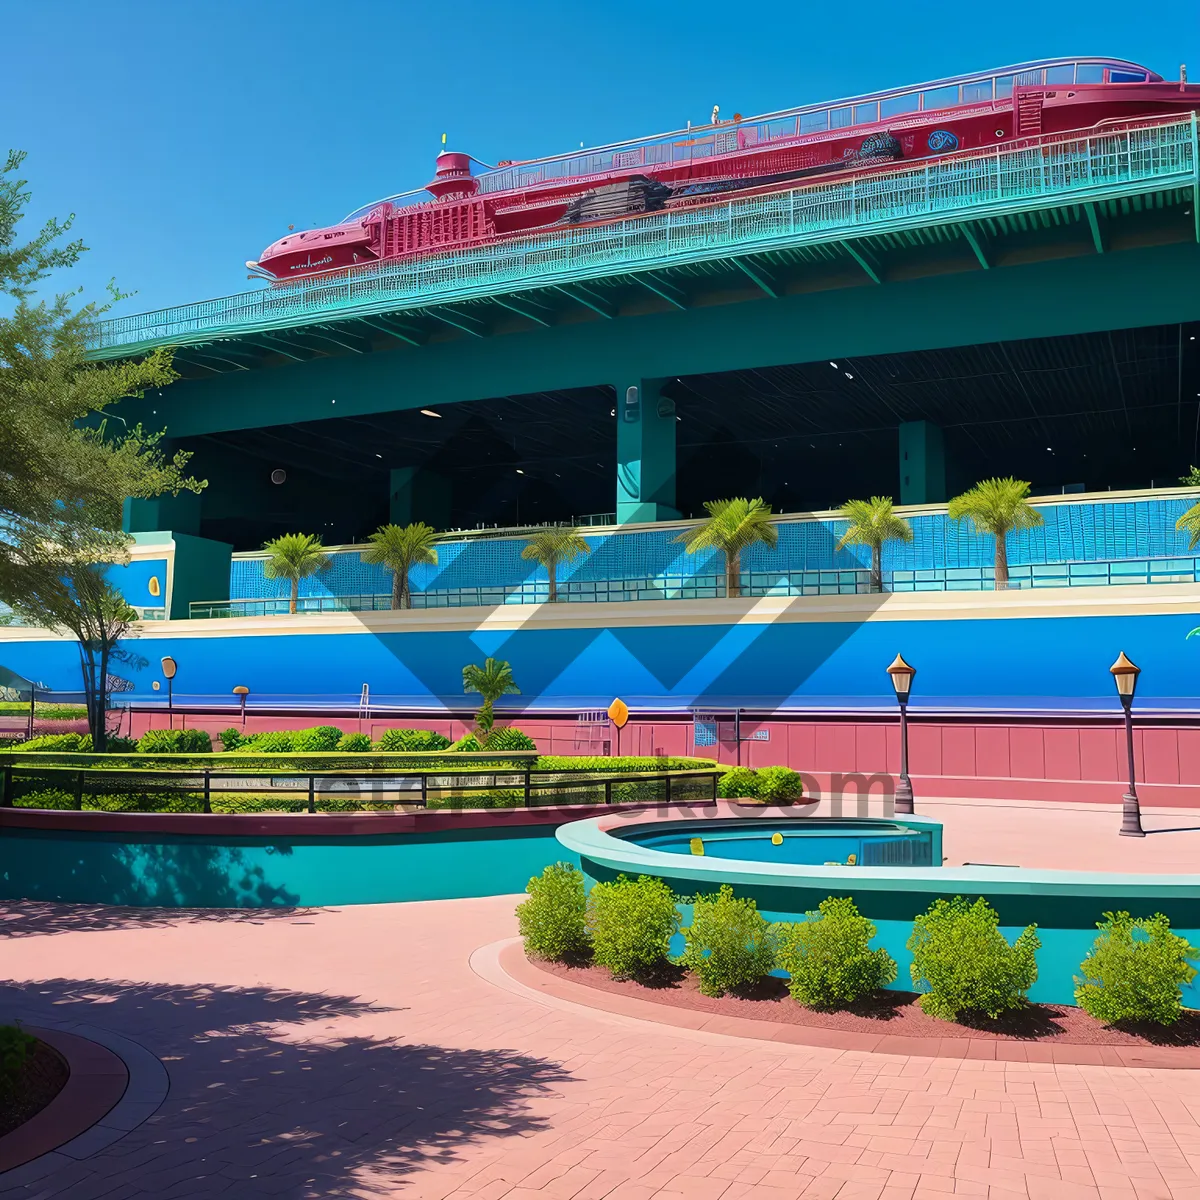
228,496,1200,603
4,609,1198,712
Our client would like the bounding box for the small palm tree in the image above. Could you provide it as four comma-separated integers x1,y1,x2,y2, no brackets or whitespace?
947,478,1044,590
361,522,439,609
1177,501,1200,549
675,497,778,598
521,527,591,602
837,496,913,593
462,657,521,746
261,533,331,614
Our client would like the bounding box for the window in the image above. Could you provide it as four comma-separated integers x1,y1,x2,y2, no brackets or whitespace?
767,117,797,139
800,109,828,134
1110,69,1146,83
961,79,993,103
880,92,920,118
1076,63,1105,83
922,84,959,111
1014,69,1044,86
995,75,1014,99
854,102,878,124
829,106,853,129
1045,65,1074,84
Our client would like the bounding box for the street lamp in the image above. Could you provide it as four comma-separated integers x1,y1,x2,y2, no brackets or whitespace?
887,653,916,815
1110,651,1145,838
232,685,250,729
160,656,178,729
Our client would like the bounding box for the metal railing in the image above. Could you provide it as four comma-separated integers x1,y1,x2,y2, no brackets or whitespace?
94,116,1199,355
0,763,720,813
190,555,1200,619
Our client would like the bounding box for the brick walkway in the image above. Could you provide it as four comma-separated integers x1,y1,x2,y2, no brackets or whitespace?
2,885,1200,1200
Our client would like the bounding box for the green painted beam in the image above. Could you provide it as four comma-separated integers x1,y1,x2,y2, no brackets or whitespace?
840,240,882,284
492,296,555,326
634,273,688,310
1085,202,1106,254
731,256,779,298
554,283,615,319
428,307,487,337
960,223,991,269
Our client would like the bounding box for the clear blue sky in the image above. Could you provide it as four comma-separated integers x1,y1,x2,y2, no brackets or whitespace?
6,0,1199,316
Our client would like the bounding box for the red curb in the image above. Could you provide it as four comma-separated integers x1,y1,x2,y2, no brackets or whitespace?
0,1029,128,1174
500,943,1200,1068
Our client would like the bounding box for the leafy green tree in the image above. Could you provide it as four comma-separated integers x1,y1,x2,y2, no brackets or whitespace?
360,522,439,609
0,150,200,608
10,563,142,752
836,496,913,592
1180,466,1200,487
261,533,331,614
521,527,591,603
947,478,1044,590
675,497,778,598
1176,501,1200,551
462,657,520,746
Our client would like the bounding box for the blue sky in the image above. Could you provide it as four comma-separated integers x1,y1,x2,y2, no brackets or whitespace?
6,0,1199,316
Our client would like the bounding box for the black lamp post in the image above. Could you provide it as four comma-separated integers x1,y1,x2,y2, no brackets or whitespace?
160,656,178,729
887,653,916,815
1110,651,1145,838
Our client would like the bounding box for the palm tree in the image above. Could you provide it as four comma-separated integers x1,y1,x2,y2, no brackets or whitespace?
836,496,913,593
462,657,521,746
947,478,1044,590
261,533,331,614
360,522,439,609
675,497,778,598
521,527,591,602
1177,500,1200,550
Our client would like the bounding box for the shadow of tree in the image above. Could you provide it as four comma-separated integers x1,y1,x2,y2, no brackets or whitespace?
0,977,572,1197
0,901,320,939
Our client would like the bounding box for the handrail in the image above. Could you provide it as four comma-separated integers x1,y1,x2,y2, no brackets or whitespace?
93,116,1196,356
0,763,722,813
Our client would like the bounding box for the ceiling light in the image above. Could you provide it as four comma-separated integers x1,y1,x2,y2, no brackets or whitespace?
829,361,838,368
845,372,854,379
420,408,441,418
375,453,382,458
610,408,616,416
516,469,524,475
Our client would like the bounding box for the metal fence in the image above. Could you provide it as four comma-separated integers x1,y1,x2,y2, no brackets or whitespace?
0,764,720,813
94,116,1199,354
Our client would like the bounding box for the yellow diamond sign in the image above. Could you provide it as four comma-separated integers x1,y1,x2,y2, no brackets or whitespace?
607,698,630,729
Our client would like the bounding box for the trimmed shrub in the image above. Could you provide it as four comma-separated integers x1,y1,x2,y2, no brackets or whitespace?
217,727,245,751
716,766,760,800
1074,911,1200,1026
485,726,537,751
137,728,213,754
232,730,295,753
586,874,679,980
517,863,589,961
677,884,777,997
336,732,373,752
776,897,897,1008
291,725,344,752
0,1024,35,1093
756,766,804,803
908,896,1040,1021
102,736,139,754
376,728,452,752
448,733,483,753
10,733,92,752
535,756,712,772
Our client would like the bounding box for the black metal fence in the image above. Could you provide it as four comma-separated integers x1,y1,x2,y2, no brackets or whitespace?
0,764,720,815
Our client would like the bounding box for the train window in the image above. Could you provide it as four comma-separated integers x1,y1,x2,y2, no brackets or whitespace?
995,75,1014,99
1014,68,1044,87
880,92,920,118
829,106,853,129
1076,63,1105,83
800,110,829,134
767,117,798,139
961,79,993,103
922,84,959,111
1110,70,1146,83
1045,65,1074,84
854,102,878,124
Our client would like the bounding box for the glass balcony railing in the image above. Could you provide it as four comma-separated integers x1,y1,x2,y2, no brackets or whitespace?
94,116,1198,356
188,556,1200,619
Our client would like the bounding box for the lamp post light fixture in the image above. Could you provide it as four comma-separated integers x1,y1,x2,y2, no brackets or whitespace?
232,685,250,729
160,656,178,729
1110,651,1145,838
887,653,917,815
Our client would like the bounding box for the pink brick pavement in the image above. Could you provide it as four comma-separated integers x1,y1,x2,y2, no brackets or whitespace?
2,884,1200,1200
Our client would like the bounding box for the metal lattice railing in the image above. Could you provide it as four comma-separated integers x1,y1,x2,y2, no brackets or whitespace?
94,117,1199,354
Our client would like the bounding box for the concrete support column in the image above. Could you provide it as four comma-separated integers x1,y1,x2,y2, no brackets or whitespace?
616,378,679,525
389,467,452,530
899,420,946,506
122,491,201,536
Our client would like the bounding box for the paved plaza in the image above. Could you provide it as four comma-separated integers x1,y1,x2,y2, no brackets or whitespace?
1,800,1199,1199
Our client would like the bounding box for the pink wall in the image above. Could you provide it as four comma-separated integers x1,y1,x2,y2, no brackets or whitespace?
126,710,1200,808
